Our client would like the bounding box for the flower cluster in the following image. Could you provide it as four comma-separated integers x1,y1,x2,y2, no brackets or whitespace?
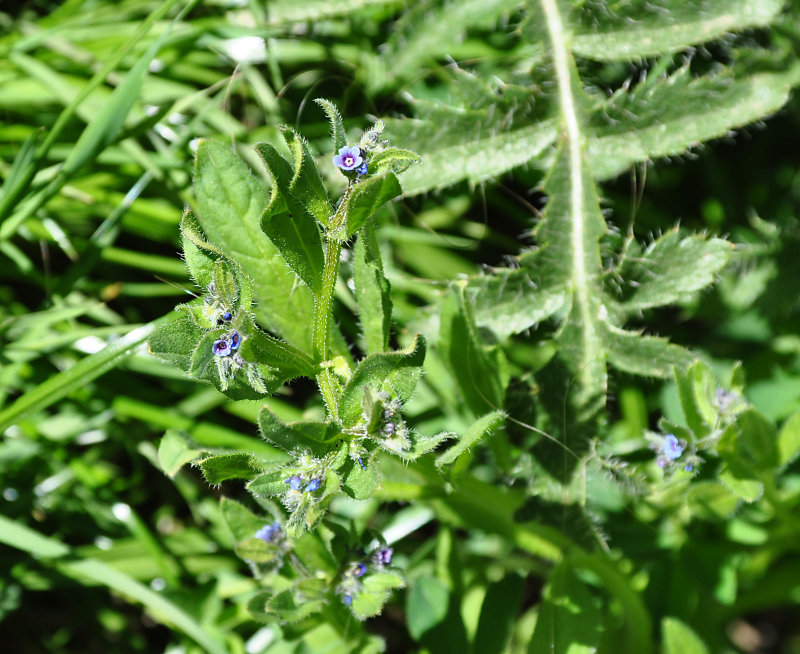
281,453,326,512
212,330,240,357
337,547,394,606
255,521,282,544
652,433,697,473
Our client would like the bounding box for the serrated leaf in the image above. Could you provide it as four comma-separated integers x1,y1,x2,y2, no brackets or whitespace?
353,223,392,353
314,98,346,152
604,324,696,379
662,617,710,654
338,334,427,427
199,453,263,484
436,410,504,468
256,142,325,293
157,430,202,478
258,405,334,455
193,140,315,352
393,120,557,196
406,575,449,640
528,559,603,654
467,261,566,339
571,0,783,61
619,230,732,312
588,71,796,180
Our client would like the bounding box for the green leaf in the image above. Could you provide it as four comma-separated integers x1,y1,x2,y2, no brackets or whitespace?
674,364,711,438
220,497,267,542
314,98,346,152
528,559,603,654
619,230,732,312
341,173,402,238
604,324,696,379
472,573,524,654
393,120,557,196
662,617,710,654
258,405,334,455
267,588,326,623
588,71,796,181
718,469,763,504
351,571,405,620
341,457,381,500
406,575,450,640
439,283,508,416
281,127,334,227
256,142,325,294
198,453,263,484
571,0,783,61
157,430,202,478
353,223,392,353
436,410,505,468
368,147,422,176
238,317,316,378
235,538,281,564
338,334,427,427
192,139,315,352
734,408,778,470
777,410,800,468
148,317,204,371
247,470,288,499
180,211,227,289
467,260,566,339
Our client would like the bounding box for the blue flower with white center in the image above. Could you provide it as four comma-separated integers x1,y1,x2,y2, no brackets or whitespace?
255,521,281,543
332,145,363,172
304,478,321,492
212,338,232,357
662,434,683,460
352,562,367,578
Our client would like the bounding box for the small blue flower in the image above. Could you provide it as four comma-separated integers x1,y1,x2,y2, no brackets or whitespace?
304,478,321,492
221,311,232,321
683,463,694,472
255,521,281,543
332,145,363,172
662,434,683,460
343,593,352,606
372,547,393,566
382,422,396,436
229,330,241,351
352,562,367,578
285,475,303,491
212,338,232,357
356,161,368,176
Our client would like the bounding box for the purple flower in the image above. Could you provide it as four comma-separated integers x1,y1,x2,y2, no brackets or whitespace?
255,521,281,543
356,161,368,176
212,338,232,357
285,475,303,491
304,478,321,492
372,547,393,566
382,422,396,436
229,331,240,351
662,434,683,460
332,145,363,172
352,562,367,578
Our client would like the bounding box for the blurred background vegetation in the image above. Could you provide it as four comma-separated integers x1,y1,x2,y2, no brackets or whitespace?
2,0,800,652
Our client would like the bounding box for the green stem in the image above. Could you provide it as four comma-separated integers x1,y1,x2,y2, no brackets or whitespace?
312,185,352,420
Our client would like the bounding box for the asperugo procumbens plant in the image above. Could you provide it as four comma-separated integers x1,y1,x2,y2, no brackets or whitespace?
148,100,455,622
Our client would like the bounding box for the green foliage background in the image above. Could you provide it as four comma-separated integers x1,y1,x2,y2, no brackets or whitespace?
2,0,800,652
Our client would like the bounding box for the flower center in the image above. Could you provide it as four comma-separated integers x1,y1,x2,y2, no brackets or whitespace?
344,155,354,166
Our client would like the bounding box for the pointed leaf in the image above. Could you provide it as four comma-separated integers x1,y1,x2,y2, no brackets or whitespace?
315,98,346,152
282,127,333,226
353,223,392,353
258,405,334,455
158,430,202,478
406,575,450,640
436,410,505,468
198,453,263,484
662,617,710,654
342,173,402,238
220,497,268,543
604,324,696,379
